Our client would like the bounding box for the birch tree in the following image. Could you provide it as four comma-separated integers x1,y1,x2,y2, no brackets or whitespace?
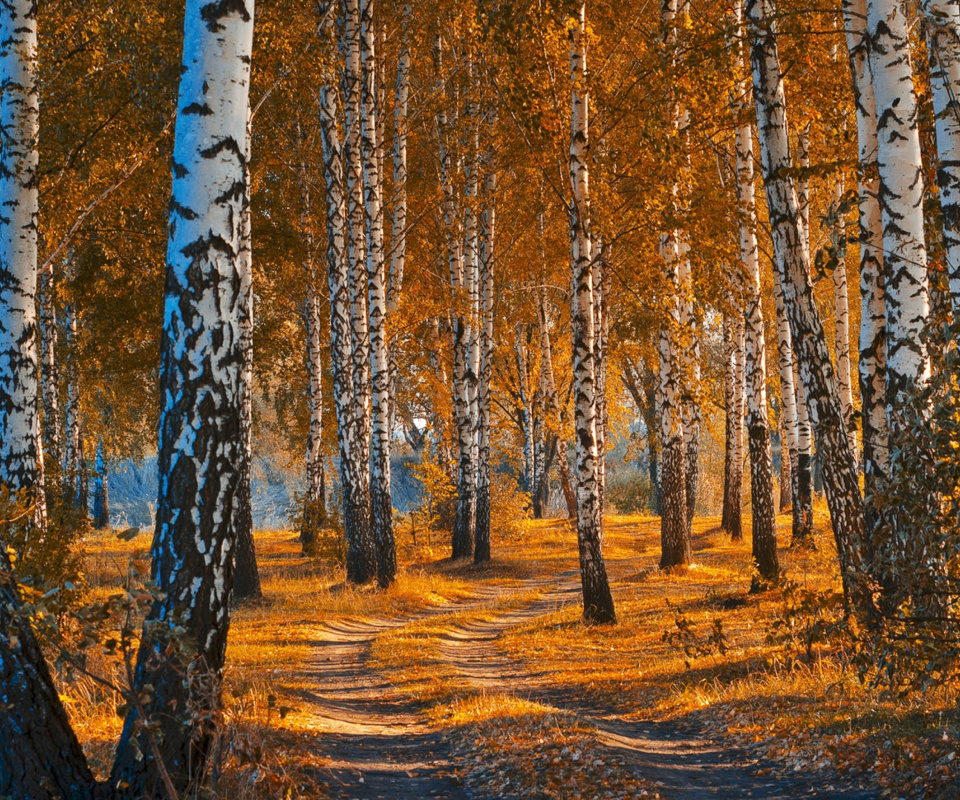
360,0,396,586
475,120,496,564
344,0,375,583
732,0,778,585
569,2,615,623
720,314,744,540
0,2,96,794
923,0,960,310
842,0,887,507
110,0,256,791
830,177,856,448
39,271,62,478
746,0,869,611
658,0,692,566
866,0,930,410
321,0,376,585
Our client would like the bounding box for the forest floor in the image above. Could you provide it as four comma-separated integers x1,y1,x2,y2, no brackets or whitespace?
70,512,958,799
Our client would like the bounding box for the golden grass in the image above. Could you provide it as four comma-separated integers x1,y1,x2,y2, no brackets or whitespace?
496,511,960,799
64,509,960,799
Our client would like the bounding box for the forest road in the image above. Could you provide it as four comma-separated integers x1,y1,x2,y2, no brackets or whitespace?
295,579,545,800
299,571,880,800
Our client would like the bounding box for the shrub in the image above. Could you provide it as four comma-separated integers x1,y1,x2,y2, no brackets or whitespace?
865,318,960,693
605,467,656,515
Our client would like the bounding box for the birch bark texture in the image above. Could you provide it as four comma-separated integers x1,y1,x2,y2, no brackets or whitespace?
475,127,496,564
569,3,615,623
842,0,888,498
111,0,255,792
320,2,376,585
40,270,62,475
746,0,869,610
360,0,396,586
923,0,960,310
658,0,691,568
866,0,930,409
732,0,778,586
233,111,261,601
344,0,375,581
0,0,40,500
0,5,98,795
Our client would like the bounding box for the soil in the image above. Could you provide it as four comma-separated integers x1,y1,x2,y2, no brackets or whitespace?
299,569,880,800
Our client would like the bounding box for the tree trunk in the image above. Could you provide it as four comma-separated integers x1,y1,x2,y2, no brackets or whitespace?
720,315,744,539
537,285,577,520
63,303,81,507
569,4,615,624
679,262,700,533
731,2,778,584
593,243,610,517
436,38,477,562
233,112,261,601
0,2,94,794
791,123,816,544
386,1,410,442
342,0,377,584
831,177,856,451
301,283,327,550
842,0,887,520
300,166,327,553
110,0,255,792
779,413,792,511
923,0,960,310
321,2,375,585
39,270,62,477
475,125,495,564
360,0,395,587
747,0,870,612
515,330,535,492
92,440,109,530
770,250,801,520
792,350,815,542
866,0,931,412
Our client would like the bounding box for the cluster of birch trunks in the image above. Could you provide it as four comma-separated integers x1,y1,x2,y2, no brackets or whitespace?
1,0,959,796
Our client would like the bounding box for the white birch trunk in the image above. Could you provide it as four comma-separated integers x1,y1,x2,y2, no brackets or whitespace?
793,119,815,539
515,329,535,492
866,0,931,408
387,2,410,433
0,0,40,500
322,1,376,584
842,0,888,491
732,0,778,584
112,0,255,789
344,0,373,473
475,129,495,563
831,177,856,447
569,3,615,623
39,271,61,474
63,304,81,506
747,0,870,612
360,0,395,586
923,0,960,309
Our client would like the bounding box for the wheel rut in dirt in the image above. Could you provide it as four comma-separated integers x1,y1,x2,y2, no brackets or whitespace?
434,574,880,800
295,581,543,799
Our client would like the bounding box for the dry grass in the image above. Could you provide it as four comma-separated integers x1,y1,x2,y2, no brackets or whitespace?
66,525,479,797
63,509,960,799
496,510,960,799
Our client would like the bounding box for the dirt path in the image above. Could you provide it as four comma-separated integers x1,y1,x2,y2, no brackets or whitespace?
301,573,880,800
294,582,543,800
433,574,880,800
